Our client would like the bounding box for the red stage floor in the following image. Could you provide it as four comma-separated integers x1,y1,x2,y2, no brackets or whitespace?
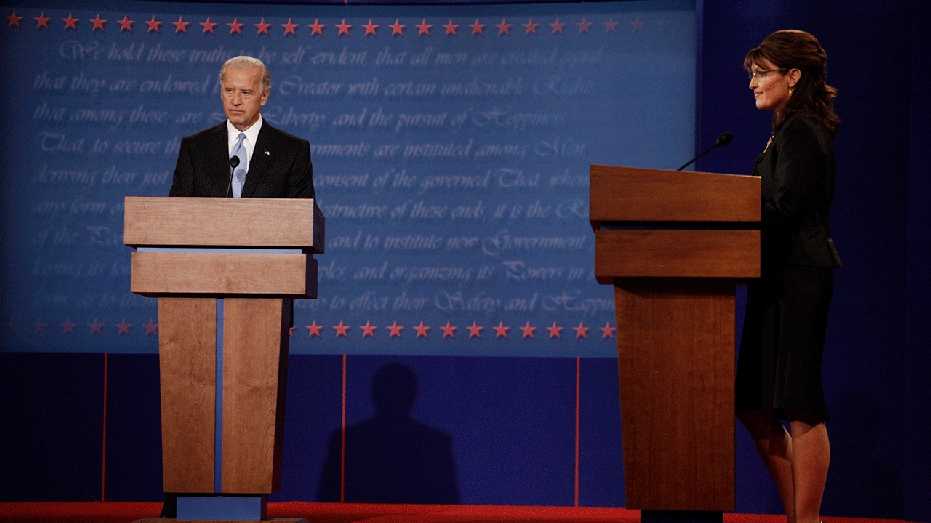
0,502,919,523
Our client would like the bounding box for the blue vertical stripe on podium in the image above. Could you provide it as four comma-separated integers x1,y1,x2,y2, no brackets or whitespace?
216,298,224,493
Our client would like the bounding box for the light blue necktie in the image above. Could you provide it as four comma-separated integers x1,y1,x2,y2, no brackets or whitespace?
230,132,247,198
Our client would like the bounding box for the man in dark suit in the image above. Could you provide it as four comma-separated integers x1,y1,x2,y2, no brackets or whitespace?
169,55,314,199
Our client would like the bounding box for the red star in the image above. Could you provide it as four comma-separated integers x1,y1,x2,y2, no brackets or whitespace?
309,18,325,35
604,17,619,33
600,322,616,339
34,319,48,333
89,319,104,335
118,16,134,31
255,18,271,35
34,12,50,29
173,16,189,33
282,18,298,35
546,322,563,339
467,321,483,338
441,321,457,338
63,13,79,30
443,19,458,36
227,18,243,34
289,326,296,337
117,319,132,335
519,321,537,338
360,321,377,338
549,19,565,34
496,18,512,35
389,18,404,35
576,18,593,33
144,319,158,335
416,19,432,35
493,321,510,338
90,14,106,31
630,17,644,32
573,322,590,339
145,16,161,33
61,319,76,334
201,18,217,33
414,322,430,338
523,19,539,35
7,11,23,27
363,19,378,35
333,321,350,337
306,321,322,337
337,18,351,35
469,19,484,35
387,321,404,338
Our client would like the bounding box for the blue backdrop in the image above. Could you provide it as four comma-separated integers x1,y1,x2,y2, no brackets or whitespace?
1,0,695,357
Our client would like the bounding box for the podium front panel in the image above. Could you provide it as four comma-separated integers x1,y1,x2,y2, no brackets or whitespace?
130,251,317,298
595,229,760,282
589,165,759,225
158,297,218,493
124,197,324,252
221,298,290,494
614,282,735,510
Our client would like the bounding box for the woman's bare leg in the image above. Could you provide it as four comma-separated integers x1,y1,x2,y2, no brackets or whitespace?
738,409,797,523
788,411,829,523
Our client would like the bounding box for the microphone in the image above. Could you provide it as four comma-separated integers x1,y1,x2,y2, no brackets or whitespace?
227,156,240,197
676,132,733,171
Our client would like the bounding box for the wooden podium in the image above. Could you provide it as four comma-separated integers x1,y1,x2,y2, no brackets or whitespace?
124,197,323,522
590,165,760,522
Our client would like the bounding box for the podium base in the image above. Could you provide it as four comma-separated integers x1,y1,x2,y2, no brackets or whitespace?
176,495,265,521
640,510,723,523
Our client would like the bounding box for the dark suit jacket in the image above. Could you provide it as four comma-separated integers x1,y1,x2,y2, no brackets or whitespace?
169,120,314,198
753,113,841,271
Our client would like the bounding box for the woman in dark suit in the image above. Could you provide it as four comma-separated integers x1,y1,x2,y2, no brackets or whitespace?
736,30,842,523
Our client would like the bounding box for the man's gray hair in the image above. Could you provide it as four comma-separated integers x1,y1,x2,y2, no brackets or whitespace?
220,56,271,94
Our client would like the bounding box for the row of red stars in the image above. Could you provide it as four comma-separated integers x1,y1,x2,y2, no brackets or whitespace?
309,320,616,339
31,318,617,339
32,318,157,336
5,11,656,36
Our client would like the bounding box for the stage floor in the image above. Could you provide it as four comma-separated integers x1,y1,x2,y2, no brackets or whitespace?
0,503,919,523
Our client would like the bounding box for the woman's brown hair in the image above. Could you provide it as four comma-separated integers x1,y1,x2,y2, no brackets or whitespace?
745,30,840,137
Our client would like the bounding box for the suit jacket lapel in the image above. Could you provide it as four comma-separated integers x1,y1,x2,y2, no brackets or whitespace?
208,123,232,197
242,123,274,198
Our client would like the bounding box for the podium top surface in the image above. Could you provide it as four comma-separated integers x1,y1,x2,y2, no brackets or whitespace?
589,165,760,228
123,197,324,253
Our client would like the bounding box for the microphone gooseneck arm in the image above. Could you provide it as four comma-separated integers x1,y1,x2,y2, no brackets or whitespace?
677,132,733,171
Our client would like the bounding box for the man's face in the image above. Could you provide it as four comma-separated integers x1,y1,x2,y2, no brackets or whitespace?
221,66,268,131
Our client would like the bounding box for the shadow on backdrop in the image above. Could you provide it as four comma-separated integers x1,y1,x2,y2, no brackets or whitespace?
317,362,460,504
